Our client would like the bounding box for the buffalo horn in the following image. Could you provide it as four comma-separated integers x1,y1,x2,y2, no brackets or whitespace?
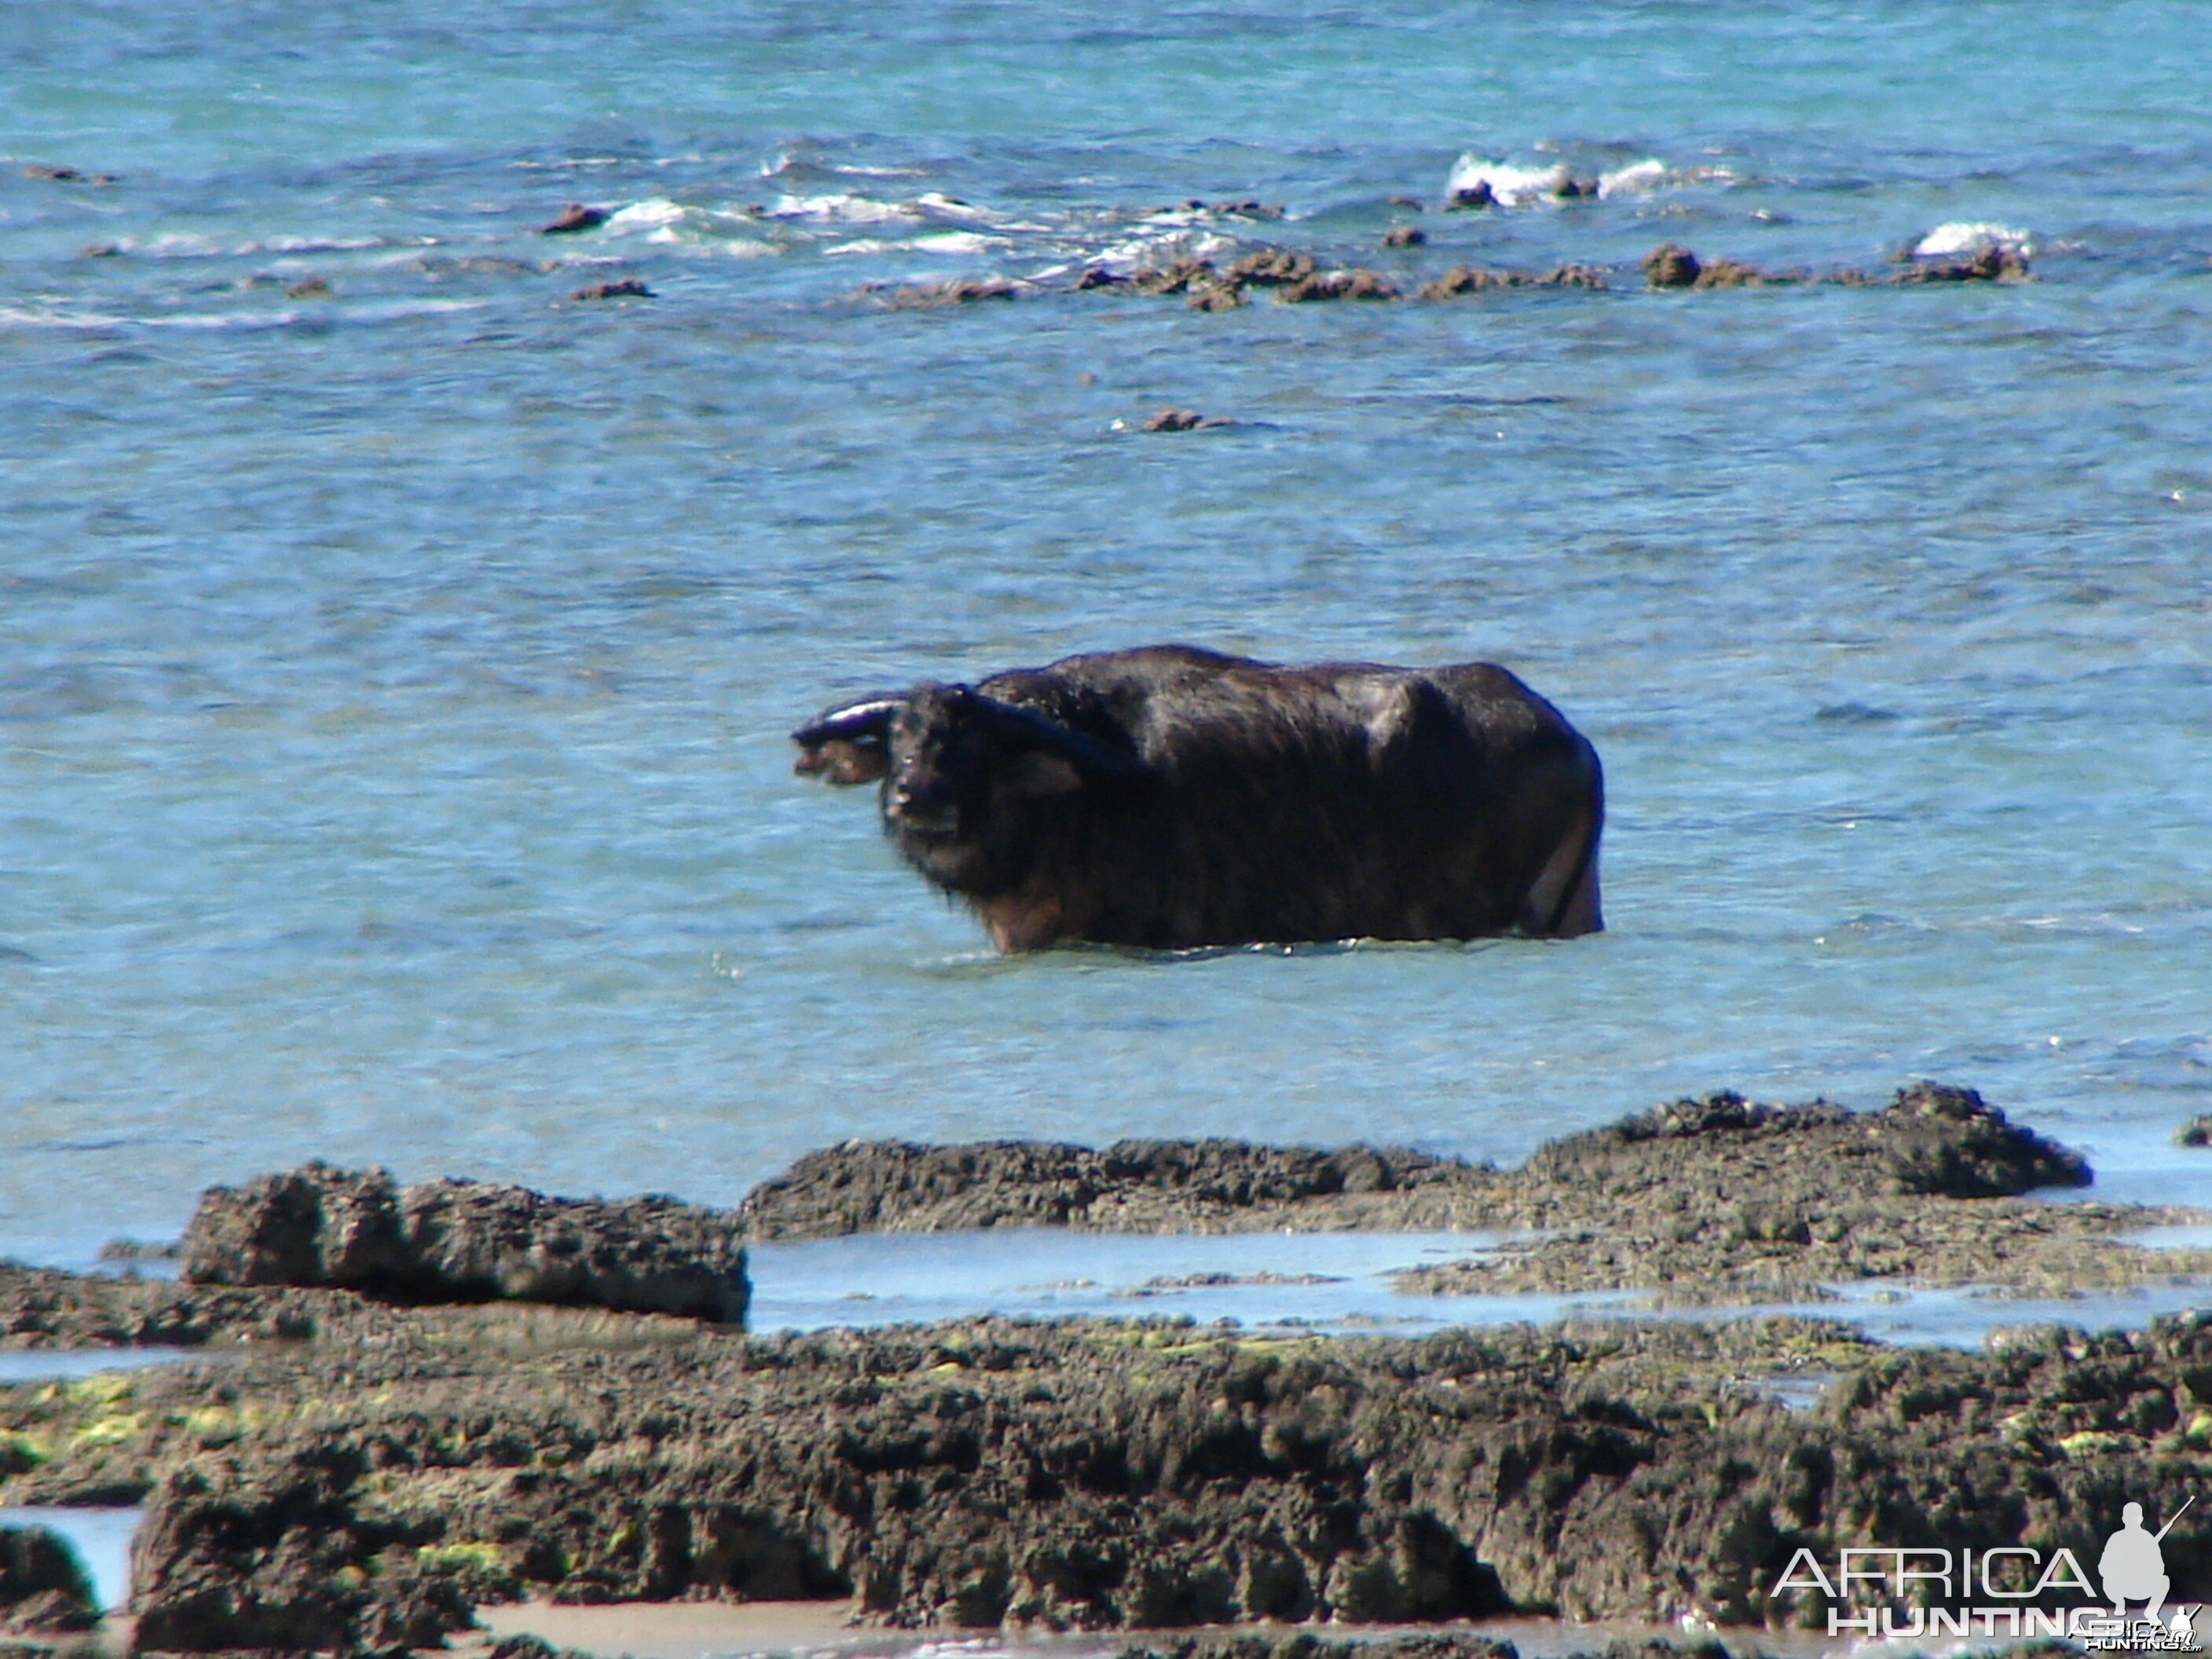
972,694,1146,778
791,694,905,750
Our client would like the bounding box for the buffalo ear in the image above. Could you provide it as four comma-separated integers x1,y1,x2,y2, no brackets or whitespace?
795,738,890,786
1002,750,1084,797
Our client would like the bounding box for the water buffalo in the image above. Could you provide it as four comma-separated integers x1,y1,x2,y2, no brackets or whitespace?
792,644,1602,951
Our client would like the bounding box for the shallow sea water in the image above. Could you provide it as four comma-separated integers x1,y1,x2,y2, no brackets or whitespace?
3,2,2210,1281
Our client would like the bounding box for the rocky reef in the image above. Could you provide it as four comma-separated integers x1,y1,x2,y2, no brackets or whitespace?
736,1083,2202,1304
3,1082,2208,1652
5,1306,2212,1647
181,1163,749,1324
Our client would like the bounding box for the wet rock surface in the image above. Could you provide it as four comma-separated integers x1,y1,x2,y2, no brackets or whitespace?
735,1083,2202,1304
181,1163,749,1323
5,1302,2212,1641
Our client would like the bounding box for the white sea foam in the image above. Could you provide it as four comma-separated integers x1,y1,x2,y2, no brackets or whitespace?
603,197,687,233
1445,155,1569,205
758,151,925,180
126,233,408,260
1087,229,1238,275
768,192,924,225
2,298,488,334
912,192,994,223
906,231,1008,255
0,306,129,331
1596,158,1671,196
1914,221,2034,258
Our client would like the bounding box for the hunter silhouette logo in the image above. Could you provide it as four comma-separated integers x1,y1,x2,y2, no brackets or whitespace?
2102,1498,2189,1622
1773,1494,2201,1649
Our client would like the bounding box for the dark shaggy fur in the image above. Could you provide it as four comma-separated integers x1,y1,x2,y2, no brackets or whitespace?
793,645,1602,951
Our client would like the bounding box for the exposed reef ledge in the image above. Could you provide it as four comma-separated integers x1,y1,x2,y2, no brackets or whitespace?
6,1309,2212,1646
736,1084,2210,1302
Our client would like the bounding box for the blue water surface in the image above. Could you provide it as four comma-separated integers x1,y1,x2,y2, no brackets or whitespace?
2,0,2209,1269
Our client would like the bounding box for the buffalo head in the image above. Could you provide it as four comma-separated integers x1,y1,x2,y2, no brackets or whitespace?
793,683,1144,896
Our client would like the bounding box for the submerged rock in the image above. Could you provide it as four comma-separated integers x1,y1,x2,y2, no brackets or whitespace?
1130,258,1218,295
1141,408,1234,431
2179,1115,2212,1148
1641,244,1703,287
540,203,608,234
1421,263,1610,298
180,1163,749,1323
21,163,116,185
1896,244,2033,283
1379,225,1427,248
1277,269,1398,302
888,275,1019,307
572,277,654,300
1224,249,1315,287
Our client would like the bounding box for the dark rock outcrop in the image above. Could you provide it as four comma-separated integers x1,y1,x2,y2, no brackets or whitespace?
180,1164,749,1324
0,1529,96,1635
2181,1115,2212,1148
131,1452,473,1654
1379,225,1427,248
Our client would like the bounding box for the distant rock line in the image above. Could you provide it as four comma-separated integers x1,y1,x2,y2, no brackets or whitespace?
858,241,2032,309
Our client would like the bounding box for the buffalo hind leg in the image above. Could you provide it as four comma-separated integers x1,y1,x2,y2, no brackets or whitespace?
1517,815,1602,938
